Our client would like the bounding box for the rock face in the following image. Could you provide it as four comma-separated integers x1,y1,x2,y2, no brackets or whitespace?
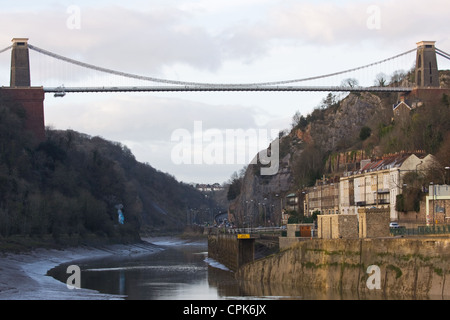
230,157,293,227
230,92,390,226
309,93,384,153
236,238,450,299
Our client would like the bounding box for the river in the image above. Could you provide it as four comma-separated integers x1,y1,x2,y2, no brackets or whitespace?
46,237,380,300
47,237,258,300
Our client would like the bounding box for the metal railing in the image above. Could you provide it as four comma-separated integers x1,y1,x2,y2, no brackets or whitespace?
390,225,450,236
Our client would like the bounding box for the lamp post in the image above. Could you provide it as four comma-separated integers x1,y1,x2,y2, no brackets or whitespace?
445,167,450,225
245,200,249,230
430,182,435,226
263,198,267,227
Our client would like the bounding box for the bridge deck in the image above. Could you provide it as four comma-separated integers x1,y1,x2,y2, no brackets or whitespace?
44,85,413,94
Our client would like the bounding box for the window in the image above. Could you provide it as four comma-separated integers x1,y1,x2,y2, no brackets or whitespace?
429,62,433,84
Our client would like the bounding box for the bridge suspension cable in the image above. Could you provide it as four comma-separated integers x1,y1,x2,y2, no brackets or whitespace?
0,46,12,54
28,43,417,88
436,48,450,61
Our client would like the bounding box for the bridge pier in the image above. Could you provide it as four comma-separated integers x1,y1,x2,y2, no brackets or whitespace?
0,87,45,142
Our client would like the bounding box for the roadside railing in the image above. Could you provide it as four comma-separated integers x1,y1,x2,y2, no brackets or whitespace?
210,226,283,236
391,225,450,236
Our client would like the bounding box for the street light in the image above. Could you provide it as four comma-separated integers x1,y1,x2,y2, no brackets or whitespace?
430,182,435,226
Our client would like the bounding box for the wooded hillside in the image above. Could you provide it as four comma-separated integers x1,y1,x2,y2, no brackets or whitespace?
0,97,213,245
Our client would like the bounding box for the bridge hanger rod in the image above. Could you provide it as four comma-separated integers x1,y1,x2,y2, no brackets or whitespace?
29,43,417,87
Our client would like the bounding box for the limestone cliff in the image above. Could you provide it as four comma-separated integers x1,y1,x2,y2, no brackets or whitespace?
230,92,394,226
309,92,386,153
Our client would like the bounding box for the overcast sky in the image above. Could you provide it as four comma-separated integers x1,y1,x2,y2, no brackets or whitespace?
1,0,450,184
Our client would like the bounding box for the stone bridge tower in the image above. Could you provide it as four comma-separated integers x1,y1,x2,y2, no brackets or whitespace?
10,38,31,87
415,41,439,88
0,38,45,142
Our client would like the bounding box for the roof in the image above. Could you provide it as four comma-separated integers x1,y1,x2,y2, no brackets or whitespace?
286,193,297,198
357,153,420,174
393,100,412,111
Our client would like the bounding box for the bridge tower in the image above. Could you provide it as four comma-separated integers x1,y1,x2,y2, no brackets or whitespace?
0,38,45,142
415,41,439,88
10,38,31,87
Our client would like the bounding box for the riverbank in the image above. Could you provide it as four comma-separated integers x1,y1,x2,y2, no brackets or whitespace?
0,240,162,300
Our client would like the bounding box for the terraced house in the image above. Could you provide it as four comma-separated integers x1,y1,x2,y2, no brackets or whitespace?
304,152,438,222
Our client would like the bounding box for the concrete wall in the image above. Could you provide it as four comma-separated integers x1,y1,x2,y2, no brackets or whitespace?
358,208,390,238
317,209,389,240
318,214,358,239
208,233,254,271
237,238,450,299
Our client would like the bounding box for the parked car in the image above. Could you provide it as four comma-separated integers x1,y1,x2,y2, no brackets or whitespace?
389,222,400,228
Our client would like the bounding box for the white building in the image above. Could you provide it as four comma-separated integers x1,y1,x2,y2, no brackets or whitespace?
339,153,437,221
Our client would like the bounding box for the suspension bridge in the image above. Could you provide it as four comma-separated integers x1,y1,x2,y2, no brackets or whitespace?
2,38,449,94
1,38,450,140
29,43,417,94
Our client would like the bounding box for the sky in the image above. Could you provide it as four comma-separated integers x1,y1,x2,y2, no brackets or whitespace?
1,0,450,184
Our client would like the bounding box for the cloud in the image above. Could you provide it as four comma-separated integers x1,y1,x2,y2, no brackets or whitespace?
45,93,279,183
3,0,449,83
0,4,223,76
208,0,450,58
46,95,263,141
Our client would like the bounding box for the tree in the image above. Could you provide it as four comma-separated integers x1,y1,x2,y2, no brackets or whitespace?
359,126,372,141
341,78,359,88
287,210,300,224
390,70,407,85
375,73,388,87
227,171,243,201
291,111,308,130
321,93,339,110
292,144,324,188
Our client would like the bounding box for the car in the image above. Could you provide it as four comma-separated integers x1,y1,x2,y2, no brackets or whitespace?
389,222,400,228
